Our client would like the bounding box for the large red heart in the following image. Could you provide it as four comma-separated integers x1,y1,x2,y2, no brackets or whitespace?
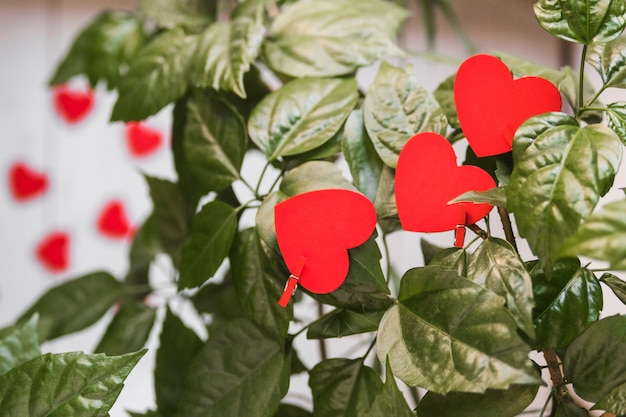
52,85,94,124
35,231,70,273
275,189,377,296
454,54,562,157
8,162,49,201
97,200,132,239
125,122,163,157
395,132,495,233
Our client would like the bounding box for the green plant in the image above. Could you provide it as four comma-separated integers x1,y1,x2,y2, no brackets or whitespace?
2,0,626,416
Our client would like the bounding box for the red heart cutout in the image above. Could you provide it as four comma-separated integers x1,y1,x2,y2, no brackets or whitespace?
35,231,70,273
8,162,49,201
275,189,376,295
97,200,132,239
455,54,562,157
125,122,163,157
52,85,94,124
395,132,496,233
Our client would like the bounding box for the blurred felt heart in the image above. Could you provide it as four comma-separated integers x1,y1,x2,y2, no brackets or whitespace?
35,231,70,273
52,85,94,124
125,122,163,157
455,54,562,157
395,132,495,233
97,200,132,239
8,161,48,201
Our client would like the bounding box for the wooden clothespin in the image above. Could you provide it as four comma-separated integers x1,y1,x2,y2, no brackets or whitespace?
278,256,306,308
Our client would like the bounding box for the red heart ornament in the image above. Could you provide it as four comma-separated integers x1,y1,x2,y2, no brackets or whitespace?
8,162,49,201
35,231,70,273
97,200,132,239
275,189,377,303
454,54,562,157
395,132,496,234
125,122,163,157
52,85,94,124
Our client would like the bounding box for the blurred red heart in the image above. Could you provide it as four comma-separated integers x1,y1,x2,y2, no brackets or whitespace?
395,132,495,233
125,122,163,157
97,200,132,239
275,189,376,295
455,54,562,157
8,162,48,201
35,231,70,273
52,85,94,124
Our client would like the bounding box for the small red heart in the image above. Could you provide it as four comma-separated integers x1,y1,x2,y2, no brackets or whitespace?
125,122,163,157
395,132,496,233
35,231,70,273
275,189,377,295
52,85,94,124
8,162,49,201
97,200,132,239
454,54,562,157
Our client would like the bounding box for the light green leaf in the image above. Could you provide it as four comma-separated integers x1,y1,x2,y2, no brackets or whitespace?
49,11,147,89
607,102,626,144
279,161,356,196
600,273,626,304
309,358,383,417
262,0,407,77
94,301,155,356
507,112,622,271
307,309,384,340
448,187,506,207
363,61,447,167
0,349,146,417
363,360,415,417
430,247,468,276
248,77,358,161
256,191,287,252
176,319,290,417
0,315,40,376
496,52,566,86
587,36,626,88
111,28,198,121
557,66,605,122
594,380,626,415
534,0,626,44
140,0,215,30
17,272,122,342
434,74,460,129
378,266,539,395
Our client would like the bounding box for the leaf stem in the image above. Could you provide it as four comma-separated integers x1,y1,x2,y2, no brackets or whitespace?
577,44,588,116
240,177,259,199
317,301,328,361
497,207,518,252
382,230,392,284
539,390,553,417
254,160,272,197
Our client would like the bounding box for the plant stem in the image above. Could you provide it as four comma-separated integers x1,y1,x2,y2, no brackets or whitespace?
539,391,553,417
577,44,588,116
317,301,328,361
543,350,571,404
467,224,488,240
497,207,518,251
361,337,377,362
382,231,392,283
254,160,272,197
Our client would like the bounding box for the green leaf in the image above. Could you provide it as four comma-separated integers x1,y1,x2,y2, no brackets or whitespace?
434,74,460,129
155,307,203,417
534,0,626,44
557,66,605,123
0,349,146,417
496,52,566,86
307,309,384,339
129,411,163,417
176,319,290,417
248,77,358,161
190,278,246,323
262,0,407,77
468,238,535,337
183,90,247,192
564,315,626,402
377,266,539,394
18,272,122,342
179,201,238,289
111,28,198,121
363,61,447,167
280,161,356,196
274,403,313,417
256,191,287,252
531,259,603,350
507,112,622,271
363,359,414,417
600,272,626,304
140,0,215,30
416,384,539,417
594,380,626,415
448,187,507,208
430,247,468,276
49,11,147,89
192,10,265,98
309,358,383,417
587,36,626,88
555,401,590,417
607,102,626,145
0,315,40,376
124,214,161,289
420,239,446,266
230,228,292,341
94,301,156,356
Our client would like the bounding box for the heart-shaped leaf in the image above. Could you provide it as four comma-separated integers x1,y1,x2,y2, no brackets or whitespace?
587,36,626,88
0,315,40,376
607,102,626,145
94,301,156,356
307,309,385,340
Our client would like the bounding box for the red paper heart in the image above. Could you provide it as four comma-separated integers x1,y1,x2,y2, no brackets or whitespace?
455,54,562,157
395,132,496,233
8,162,49,201
52,85,94,124
125,122,163,157
97,200,132,239
275,189,377,295
35,231,70,273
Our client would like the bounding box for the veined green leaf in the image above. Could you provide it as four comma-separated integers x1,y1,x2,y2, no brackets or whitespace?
496,52,565,86
363,61,447,167
94,301,156,356
280,161,356,196
0,315,40,376
17,271,122,342
420,239,446,266
190,277,246,324
309,358,383,417
448,187,507,208
587,36,626,88
140,0,215,30
434,74,460,129
0,349,146,417
307,309,384,339
607,102,626,145
111,28,198,121
430,247,468,276
600,272,626,304
378,266,539,395
558,66,605,123
248,77,358,161
507,113,622,271
262,0,407,77
363,360,415,417
594,380,626,415
534,0,626,44
256,191,286,252
176,319,290,417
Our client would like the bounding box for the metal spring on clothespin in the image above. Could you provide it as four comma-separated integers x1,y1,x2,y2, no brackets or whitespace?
278,256,306,308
